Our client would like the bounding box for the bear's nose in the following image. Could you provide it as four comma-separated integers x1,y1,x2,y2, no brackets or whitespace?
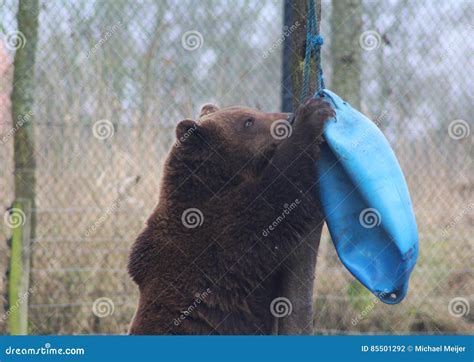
287,113,296,125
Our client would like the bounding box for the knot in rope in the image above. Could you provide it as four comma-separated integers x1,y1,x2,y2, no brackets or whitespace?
310,34,324,47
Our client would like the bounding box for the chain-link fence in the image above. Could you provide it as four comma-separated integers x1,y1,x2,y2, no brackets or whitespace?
0,0,472,335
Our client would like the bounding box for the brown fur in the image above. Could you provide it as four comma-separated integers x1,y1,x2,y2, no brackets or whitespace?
128,99,335,335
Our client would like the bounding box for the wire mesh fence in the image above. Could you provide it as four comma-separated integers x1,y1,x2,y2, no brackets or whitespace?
0,0,472,335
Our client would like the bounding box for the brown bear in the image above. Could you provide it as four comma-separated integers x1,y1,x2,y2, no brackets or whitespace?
128,99,335,335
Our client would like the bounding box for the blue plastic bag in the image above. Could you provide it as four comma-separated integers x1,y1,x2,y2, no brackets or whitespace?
317,89,418,304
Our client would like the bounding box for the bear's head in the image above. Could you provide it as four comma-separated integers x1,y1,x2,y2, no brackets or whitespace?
176,104,293,162
167,104,293,198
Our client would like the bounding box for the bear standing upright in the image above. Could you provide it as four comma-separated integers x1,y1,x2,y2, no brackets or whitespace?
128,99,335,335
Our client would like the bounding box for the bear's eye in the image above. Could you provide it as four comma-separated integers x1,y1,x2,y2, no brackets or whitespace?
244,118,254,128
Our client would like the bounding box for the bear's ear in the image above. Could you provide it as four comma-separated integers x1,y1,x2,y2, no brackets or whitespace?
199,104,219,118
176,119,199,141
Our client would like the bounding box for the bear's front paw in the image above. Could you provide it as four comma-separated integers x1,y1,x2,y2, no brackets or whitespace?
294,98,336,140
296,98,335,124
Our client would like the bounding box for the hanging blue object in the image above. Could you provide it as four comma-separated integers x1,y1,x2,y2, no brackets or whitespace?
316,89,419,304
300,0,418,303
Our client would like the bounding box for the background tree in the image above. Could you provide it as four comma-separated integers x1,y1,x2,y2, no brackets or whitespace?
330,0,362,108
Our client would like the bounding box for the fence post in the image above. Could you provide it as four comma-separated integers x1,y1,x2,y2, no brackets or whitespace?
282,0,322,112
281,0,294,112
278,0,323,335
8,0,40,335
7,199,32,335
